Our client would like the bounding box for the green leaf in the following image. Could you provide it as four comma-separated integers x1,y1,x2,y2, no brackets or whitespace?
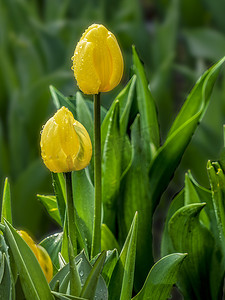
102,101,121,232
101,75,136,147
50,86,76,117
80,251,107,300
132,253,187,300
168,203,214,300
161,190,184,257
132,46,160,162
76,92,94,145
101,224,120,252
207,161,225,248
101,249,118,287
149,56,225,212
119,75,136,137
118,116,153,290
109,212,138,300
0,254,11,300
37,195,62,226
207,161,225,299
50,263,69,291
52,172,66,227
4,220,53,300
1,178,12,224
72,169,94,255
184,173,210,228
40,232,63,274
52,291,87,300
76,250,108,299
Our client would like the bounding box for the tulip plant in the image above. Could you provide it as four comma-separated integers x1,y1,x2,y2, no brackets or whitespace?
0,23,225,300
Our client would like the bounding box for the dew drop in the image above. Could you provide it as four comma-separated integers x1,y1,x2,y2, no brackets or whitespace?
80,270,84,277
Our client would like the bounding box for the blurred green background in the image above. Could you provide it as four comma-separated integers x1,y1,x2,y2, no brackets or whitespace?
0,0,225,245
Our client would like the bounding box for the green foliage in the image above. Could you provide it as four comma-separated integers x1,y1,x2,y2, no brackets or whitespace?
162,148,225,299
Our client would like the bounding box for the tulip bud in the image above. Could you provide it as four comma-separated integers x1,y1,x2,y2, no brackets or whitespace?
18,230,53,282
40,106,92,173
72,24,124,95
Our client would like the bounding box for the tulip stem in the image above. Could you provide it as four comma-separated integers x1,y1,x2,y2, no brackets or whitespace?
91,93,102,258
64,172,81,296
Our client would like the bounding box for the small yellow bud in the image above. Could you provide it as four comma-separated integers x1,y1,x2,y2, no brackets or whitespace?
72,24,124,95
40,106,92,173
18,230,53,282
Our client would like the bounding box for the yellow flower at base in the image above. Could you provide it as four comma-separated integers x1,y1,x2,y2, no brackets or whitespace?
18,230,53,283
40,106,92,173
72,24,124,95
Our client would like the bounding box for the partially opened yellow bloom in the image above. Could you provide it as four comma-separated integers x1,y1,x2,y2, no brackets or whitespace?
72,24,124,94
18,230,53,283
40,106,92,173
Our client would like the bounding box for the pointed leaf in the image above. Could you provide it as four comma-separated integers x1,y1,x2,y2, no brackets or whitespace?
184,173,209,228
4,220,53,300
52,291,87,300
132,46,160,162
72,169,94,255
1,178,12,224
50,86,76,117
101,224,120,252
0,254,11,300
37,195,62,226
149,56,225,212
80,251,106,300
109,212,138,300
102,101,121,232
168,203,214,299
52,173,66,227
132,253,187,300
40,232,63,274
119,116,153,290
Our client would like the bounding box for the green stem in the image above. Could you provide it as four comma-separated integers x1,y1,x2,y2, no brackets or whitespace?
64,172,81,296
91,93,102,258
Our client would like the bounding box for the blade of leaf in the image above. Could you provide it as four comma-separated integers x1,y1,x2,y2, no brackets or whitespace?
4,220,53,300
132,253,187,300
101,224,120,252
39,232,63,274
76,250,108,299
149,56,225,212
72,169,94,256
52,172,66,226
37,195,62,226
52,291,87,300
80,251,106,300
1,178,12,224
132,46,160,162
168,203,214,300
109,212,138,300
50,85,76,117
118,115,154,290
0,254,11,300
102,100,121,232
184,173,209,228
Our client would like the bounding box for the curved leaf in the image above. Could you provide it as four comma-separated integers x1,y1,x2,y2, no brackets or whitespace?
168,203,214,300
132,253,187,300
149,56,225,212
4,220,53,300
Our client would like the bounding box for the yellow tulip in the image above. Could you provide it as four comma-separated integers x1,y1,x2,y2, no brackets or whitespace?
18,230,53,283
36,245,53,283
72,24,124,95
40,106,92,173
